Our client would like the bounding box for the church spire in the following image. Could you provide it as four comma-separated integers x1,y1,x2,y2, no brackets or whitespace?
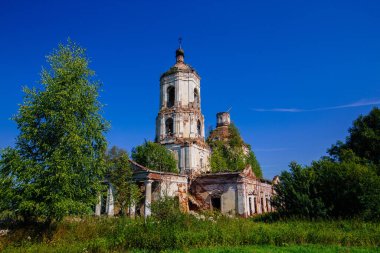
178,36,182,49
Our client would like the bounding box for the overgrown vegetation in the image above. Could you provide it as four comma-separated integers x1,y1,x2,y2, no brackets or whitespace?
131,140,178,173
0,40,109,223
150,196,184,224
272,107,380,220
1,215,379,252
106,146,141,216
207,123,262,177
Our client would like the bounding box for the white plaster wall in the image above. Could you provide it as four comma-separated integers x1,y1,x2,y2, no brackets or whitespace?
157,70,205,142
189,145,210,173
160,73,200,109
221,186,236,214
159,175,188,197
178,72,200,107
164,143,210,174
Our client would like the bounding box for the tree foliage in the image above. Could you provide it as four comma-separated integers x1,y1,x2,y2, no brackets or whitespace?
0,40,108,222
272,107,380,220
273,158,380,220
208,123,262,177
131,141,178,173
106,146,141,216
272,162,327,219
329,107,380,172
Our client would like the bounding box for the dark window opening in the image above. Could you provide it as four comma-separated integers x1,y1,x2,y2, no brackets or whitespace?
197,120,201,136
194,88,199,106
100,197,106,214
167,86,175,108
189,201,198,211
261,197,264,213
165,118,174,136
211,197,221,211
254,197,257,214
249,197,253,215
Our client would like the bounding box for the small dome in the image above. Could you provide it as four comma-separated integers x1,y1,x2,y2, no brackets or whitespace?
176,48,185,63
176,48,185,58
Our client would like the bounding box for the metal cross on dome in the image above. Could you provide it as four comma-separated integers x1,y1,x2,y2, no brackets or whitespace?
178,37,182,49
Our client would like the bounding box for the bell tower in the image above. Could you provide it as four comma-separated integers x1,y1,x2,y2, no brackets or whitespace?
156,42,210,175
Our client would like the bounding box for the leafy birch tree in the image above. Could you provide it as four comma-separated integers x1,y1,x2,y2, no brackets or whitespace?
0,40,109,223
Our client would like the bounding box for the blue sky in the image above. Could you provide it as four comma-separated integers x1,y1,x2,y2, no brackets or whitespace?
1,0,379,179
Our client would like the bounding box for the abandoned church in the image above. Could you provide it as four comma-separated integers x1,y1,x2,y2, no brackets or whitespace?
95,44,278,218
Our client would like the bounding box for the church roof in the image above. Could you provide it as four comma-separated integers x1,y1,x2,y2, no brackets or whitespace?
160,47,200,80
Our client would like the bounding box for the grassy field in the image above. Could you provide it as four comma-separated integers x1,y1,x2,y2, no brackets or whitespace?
3,245,380,253
1,215,379,252
133,245,380,253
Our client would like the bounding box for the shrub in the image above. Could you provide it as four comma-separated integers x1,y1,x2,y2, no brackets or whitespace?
150,196,184,224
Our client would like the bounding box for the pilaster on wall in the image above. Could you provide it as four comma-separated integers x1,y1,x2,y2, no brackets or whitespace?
237,182,247,217
144,180,153,218
106,185,114,217
95,195,101,216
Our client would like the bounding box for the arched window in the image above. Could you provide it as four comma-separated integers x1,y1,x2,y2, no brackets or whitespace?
165,118,174,136
194,88,199,106
197,120,201,136
167,86,175,108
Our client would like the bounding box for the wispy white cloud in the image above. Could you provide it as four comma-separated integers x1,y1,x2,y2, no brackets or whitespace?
251,98,380,113
253,108,303,112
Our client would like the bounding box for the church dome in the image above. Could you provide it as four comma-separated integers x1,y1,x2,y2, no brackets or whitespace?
160,47,200,80
176,48,184,58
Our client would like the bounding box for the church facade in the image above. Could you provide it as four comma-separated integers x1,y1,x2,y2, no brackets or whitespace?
96,45,277,218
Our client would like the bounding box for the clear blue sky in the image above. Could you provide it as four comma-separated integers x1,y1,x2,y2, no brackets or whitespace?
1,0,379,179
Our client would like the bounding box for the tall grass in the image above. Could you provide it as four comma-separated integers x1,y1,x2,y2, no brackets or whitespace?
1,215,380,252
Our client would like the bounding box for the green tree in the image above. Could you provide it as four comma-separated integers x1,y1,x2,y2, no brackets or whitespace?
272,108,380,220
329,107,380,172
272,162,327,219
0,40,108,223
106,146,141,216
131,141,178,173
273,152,380,220
313,156,379,218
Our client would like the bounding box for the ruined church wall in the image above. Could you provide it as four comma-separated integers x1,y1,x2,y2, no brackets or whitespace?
191,177,239,214
244,180,274,215
191,176,274,217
